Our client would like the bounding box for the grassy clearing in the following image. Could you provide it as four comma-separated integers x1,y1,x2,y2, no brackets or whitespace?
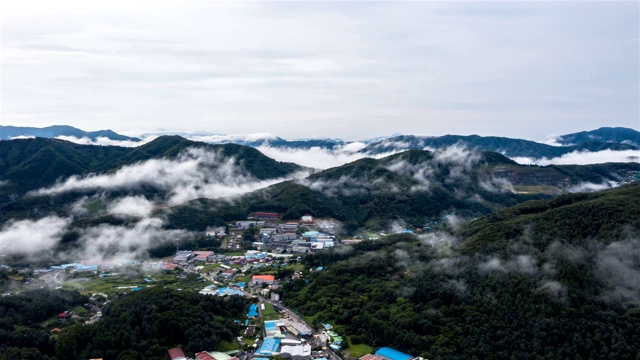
199,263,223,273
343,342,373,359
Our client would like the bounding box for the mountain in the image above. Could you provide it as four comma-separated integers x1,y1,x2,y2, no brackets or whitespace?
278,183,640,359
0,125,141,142
461,182,640,254
165,149,640,231
0,136,303,223
554,127,640,147
360,133,638,158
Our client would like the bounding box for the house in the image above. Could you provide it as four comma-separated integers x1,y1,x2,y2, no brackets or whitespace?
50,328,62,334
245,325,257,337
248,304,259,317
219,269,236,280
252,275,275,285
168,348,186,360
301,215,313,222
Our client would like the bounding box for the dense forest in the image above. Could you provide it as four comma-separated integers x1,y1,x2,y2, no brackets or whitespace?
281,185,640,359
0,287,249,360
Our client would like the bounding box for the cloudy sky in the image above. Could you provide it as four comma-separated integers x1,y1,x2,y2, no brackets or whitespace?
1,1,638,141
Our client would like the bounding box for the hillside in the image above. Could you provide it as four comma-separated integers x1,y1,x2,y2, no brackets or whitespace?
0,136,302,224
556,127,640,147
460,183,640,254
166,149,640,231
280,184,640,359
361,133,638,158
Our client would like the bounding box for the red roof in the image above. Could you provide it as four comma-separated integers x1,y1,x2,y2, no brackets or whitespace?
58,313,69,318
359,355,379,360
168,348,186,360
252,275,275,281
195,352,215,360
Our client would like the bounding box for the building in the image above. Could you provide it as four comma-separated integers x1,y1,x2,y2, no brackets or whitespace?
280,344,312,360
245,325,257,337
254,212,280,220
374,348,414,360
172,251,194,264
301,215,314,223
248,304,259,317
219,269,236,280
256,338,281,356
236,221,265,229
168,348,186,360
252,275,275,285
193,251,214,262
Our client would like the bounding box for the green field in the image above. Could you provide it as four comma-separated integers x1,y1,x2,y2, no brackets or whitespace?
59,270,210,295
343,342,373,359
261,302,281,321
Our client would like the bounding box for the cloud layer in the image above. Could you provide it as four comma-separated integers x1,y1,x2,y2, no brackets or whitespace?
30,147,310,205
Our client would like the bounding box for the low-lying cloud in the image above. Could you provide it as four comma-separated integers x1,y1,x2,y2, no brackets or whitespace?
512,149,640,166
29,147,310,205
0,216,70,255
256,144,398,170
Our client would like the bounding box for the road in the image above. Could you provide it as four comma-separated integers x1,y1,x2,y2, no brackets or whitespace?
254,294,343,360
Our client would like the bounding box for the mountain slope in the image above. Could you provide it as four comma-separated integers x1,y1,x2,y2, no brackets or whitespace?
166,149,640,231
0,136,303,216
461,183,640,254
361,134,638,158
0,125,140,141
279,184,640,359
555,127,640,147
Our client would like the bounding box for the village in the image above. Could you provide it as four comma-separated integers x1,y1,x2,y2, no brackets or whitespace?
0,212,427,360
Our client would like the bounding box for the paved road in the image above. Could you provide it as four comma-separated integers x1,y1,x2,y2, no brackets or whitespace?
255,294,343,360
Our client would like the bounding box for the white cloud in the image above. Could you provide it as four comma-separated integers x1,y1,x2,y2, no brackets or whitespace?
30,147,310,205
0,216,70,255
512,149,640,166
256,145,399,169
107,196,155,218
55,135,156,147
74,218,188,263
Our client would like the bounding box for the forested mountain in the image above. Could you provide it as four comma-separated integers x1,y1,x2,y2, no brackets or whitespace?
0,125,140,141
0,136,302,205
165,150,640,231
360,133,638,158
0,287,248,359
5,125,639,161
281,184,640,359
555,127,640,147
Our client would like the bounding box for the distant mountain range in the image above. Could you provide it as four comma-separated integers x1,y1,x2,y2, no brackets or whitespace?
0,125,140,142
2,125,638,160
1,135,638,230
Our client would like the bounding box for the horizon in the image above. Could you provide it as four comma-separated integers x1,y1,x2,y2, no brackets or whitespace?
2,1,638,141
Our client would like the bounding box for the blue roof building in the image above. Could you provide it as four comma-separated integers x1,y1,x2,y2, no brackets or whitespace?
375,348,414,360
248,304,259,317
256,338,281,356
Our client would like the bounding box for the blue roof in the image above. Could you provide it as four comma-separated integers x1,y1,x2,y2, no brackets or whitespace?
302,231,320,236
217,287,244,296
316,266,324,271
375,348,414,360
256,338,281,355
248,304,258,317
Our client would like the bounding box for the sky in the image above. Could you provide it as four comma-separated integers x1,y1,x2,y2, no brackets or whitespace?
1,0,639,141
